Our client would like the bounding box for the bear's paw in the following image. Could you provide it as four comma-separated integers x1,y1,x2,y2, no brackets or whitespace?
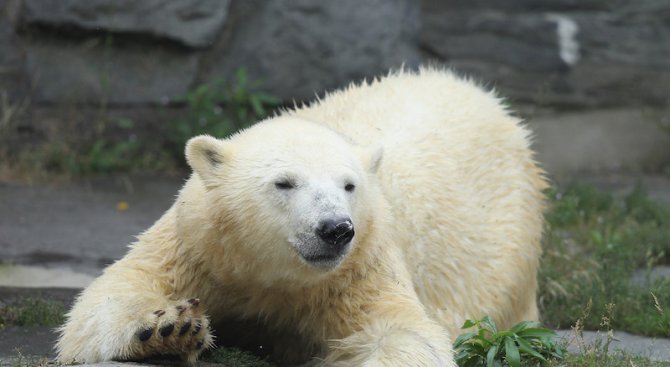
133,298,214,364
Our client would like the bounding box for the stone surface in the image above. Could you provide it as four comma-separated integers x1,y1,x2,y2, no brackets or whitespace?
631,265,670,287
558,329,670,361
19,0,231,48
0,175,183,275
24,38,198,104
200,0,422,101
421,0,670,108
528,109,670,177
0,326,57,360
0,1,29,102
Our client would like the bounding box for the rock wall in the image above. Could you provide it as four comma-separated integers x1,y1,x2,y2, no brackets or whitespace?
421,0,670,108
1,0,420,104
1,0,669,175
2,0,668,108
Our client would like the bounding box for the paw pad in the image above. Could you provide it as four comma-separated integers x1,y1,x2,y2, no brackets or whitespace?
138,328,153,342
179,320,192,335
159,323,175,337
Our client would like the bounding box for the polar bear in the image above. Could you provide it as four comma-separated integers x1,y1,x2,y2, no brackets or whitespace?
56,67,547,366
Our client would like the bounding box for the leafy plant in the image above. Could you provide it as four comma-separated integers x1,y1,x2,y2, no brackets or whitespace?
453,316,565,367
168,68,280,164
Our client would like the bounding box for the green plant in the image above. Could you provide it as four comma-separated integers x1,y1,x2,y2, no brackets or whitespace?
168,68,280,164
453,316,564,367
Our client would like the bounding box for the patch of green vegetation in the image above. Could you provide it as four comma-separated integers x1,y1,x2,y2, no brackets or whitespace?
0,298,65,328
204,346,276,367
167,68,280,166
540,183,670,336
454,316,564,367
543,352,670,367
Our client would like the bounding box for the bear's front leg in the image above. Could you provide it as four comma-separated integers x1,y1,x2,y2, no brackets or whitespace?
325,317,455,367
56,262,214,364
321,279,456,367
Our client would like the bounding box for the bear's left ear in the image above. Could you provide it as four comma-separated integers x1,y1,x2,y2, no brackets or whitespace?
359,145,384,174
185,135,230,188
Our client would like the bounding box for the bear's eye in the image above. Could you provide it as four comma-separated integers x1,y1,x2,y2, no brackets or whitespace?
344,183,356,192
274,180,295,190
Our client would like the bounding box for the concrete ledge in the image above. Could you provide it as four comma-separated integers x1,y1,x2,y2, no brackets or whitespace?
528,109,670,179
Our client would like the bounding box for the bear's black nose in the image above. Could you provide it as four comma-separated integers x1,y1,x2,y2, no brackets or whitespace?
316,217,355,250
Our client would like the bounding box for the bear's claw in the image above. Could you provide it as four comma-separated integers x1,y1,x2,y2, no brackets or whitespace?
132,298,213,363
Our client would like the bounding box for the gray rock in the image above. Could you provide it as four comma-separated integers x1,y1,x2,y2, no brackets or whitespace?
19,0,231,48
0,2,29,102
631,265,670,287
422,0,622,12
557,329,670,361
200,0,422,101
25,37,198,104
420,4,670,108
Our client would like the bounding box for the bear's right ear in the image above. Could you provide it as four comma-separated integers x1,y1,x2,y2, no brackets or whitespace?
185,135,230,188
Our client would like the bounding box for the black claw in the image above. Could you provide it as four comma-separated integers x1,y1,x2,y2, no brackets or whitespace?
179,320,192,335
138,328,153,341
187,298,200,307
153,310,165,317
176,305,186,315
159,323,175,337
192,322,202,335
196,341,204,350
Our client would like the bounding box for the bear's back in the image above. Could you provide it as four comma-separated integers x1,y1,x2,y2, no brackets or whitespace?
290,67,547,334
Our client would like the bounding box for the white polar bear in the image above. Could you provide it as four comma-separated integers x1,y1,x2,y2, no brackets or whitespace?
56,67,547,366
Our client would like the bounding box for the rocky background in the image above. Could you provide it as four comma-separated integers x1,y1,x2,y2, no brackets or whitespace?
1,0,669,177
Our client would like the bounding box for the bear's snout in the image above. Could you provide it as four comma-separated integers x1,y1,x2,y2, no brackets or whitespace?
316,217,355,251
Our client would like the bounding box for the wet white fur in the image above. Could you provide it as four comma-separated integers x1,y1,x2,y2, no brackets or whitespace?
57,67,546,366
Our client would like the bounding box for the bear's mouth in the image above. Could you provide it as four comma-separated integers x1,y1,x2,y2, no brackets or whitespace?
300,253,345,270
303,254,340,263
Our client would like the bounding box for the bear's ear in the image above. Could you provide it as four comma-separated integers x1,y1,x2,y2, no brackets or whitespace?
185,135,230,188
360,145,384,174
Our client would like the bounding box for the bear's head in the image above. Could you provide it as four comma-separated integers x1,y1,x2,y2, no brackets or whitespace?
184,117,383,283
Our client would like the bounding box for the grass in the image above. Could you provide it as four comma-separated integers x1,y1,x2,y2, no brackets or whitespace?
203,347,275,367
539,183,670,336
0,298,65,328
